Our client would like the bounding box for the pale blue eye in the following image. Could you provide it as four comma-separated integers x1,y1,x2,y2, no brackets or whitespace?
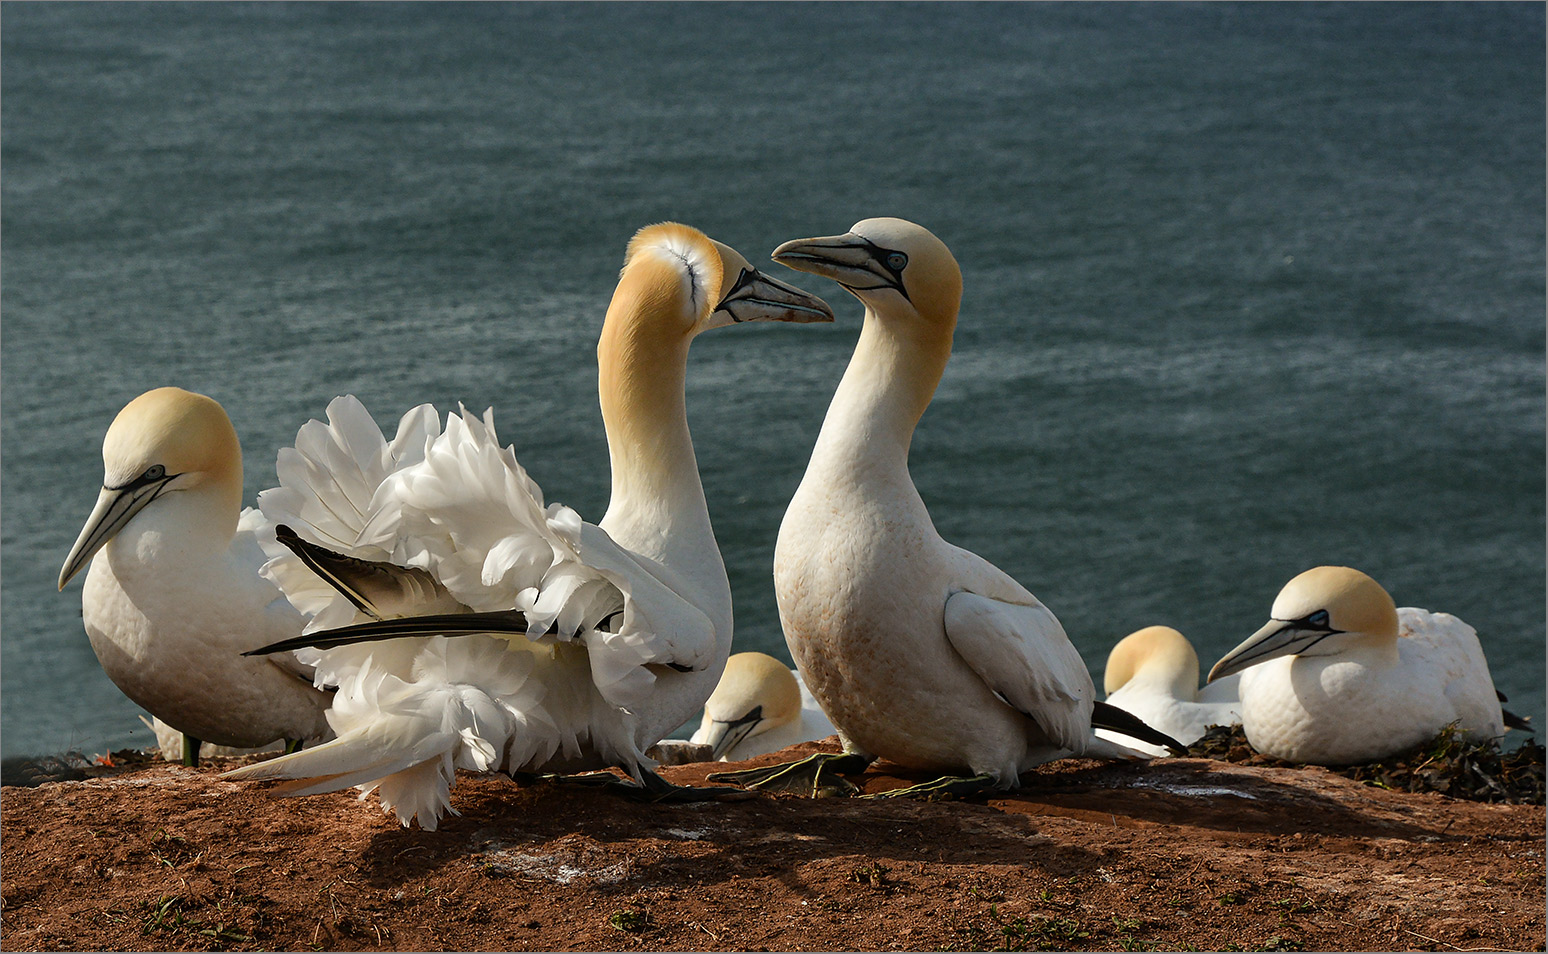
144,464,166,480
885,252,907,272
1308,610,1330,627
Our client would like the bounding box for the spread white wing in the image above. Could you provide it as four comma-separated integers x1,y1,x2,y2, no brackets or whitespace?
229,398,716,829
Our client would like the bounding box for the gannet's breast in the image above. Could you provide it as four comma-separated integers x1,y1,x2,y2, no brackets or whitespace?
82,508,331,750
1237,607,1504,765
776,483,1037,780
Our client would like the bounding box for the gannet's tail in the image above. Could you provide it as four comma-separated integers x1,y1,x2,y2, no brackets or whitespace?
222,636,553,830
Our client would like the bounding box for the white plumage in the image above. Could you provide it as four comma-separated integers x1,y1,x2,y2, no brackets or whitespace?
762,218,1161,793
58,388,332,764
1097,626,1241,758
224,224,832,828
1209,566,1507,765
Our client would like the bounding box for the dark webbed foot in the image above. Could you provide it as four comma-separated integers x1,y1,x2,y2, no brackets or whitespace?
509,768,751,802
708,752,873,797
861,773,998,801
181,735,203,768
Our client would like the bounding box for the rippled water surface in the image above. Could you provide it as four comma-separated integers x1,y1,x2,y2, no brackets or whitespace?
4,3,1543,757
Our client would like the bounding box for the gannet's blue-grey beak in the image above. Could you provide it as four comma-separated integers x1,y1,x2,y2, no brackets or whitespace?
1207,616,1341,683
772,232,911,300
708,267,834,327
699,706,765,760
59,473,176,589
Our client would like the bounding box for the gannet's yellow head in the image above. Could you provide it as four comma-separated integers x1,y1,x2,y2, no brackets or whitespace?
693,651,802,760
771,217,963,330
1208,566,1399,682
615,223,834,342
1104,625,1201,699
59,387,243,589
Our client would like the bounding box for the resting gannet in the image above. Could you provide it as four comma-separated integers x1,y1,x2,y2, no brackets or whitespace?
1208,566,1508,765
223,224,833,829
1097,626,1241,757
688,651,836,761
58,387,333,765
712,218,1182,799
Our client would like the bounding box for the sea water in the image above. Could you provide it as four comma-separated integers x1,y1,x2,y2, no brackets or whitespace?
4,2,1542,758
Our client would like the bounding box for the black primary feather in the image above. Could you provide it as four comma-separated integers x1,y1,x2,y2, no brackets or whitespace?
1091,701,1189,756
244,610,538,657
1503,708,1534,733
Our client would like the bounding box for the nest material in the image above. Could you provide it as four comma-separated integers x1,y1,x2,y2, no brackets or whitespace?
1188,723,1545,805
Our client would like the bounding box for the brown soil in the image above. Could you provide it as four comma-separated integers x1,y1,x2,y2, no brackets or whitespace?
2,739,1543,952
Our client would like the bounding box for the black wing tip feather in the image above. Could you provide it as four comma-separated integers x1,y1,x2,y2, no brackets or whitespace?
1091,700,1189,756
1503,708,1534,733
243,611,540,657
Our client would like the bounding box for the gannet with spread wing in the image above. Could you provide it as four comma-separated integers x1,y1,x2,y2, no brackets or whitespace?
223,224,832,827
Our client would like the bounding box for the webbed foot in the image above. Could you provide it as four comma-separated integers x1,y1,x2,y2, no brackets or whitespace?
861,772,997,801
509,768,751,802
708,752,873,797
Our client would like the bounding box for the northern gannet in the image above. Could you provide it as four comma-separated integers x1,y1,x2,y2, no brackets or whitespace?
223,224,834,828
688,651,837,761
713,218,1182,799
1097,626,1241,757
58,387,333,765
1208,565,1508,765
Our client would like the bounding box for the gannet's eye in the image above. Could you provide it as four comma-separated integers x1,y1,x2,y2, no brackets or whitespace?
1307,610,1330,627
143,464,166,481
885,252,908,272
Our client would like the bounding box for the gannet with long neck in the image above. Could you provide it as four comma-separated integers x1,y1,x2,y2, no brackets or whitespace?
224,224,833,827
713,218,1180,799
1208,566,1508,765
689,651,836,761
58,387,333,764
1097,626,1241,757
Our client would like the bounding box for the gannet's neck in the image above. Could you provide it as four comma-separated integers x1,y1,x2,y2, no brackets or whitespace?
199,466,244,545
811,304,954,479
595,273,722,590
103,489,240,588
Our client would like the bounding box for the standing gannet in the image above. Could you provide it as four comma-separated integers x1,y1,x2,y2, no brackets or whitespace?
58,387,333,765
224,224,833,829
1208,566,1508,765
713,218,1181,799
1097,626,1241,757
688,651,837,761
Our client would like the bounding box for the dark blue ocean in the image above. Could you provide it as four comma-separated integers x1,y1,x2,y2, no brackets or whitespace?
4,2,1543,759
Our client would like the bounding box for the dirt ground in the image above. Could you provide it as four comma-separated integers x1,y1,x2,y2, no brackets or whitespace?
2,738,1543,952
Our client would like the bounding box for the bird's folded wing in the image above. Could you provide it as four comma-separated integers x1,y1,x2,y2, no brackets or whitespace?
1397,607,1504,734
572,522,717,710
943,590,1094,752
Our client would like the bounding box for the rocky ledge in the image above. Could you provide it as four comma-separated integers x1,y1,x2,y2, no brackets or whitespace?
1,740,1543,951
